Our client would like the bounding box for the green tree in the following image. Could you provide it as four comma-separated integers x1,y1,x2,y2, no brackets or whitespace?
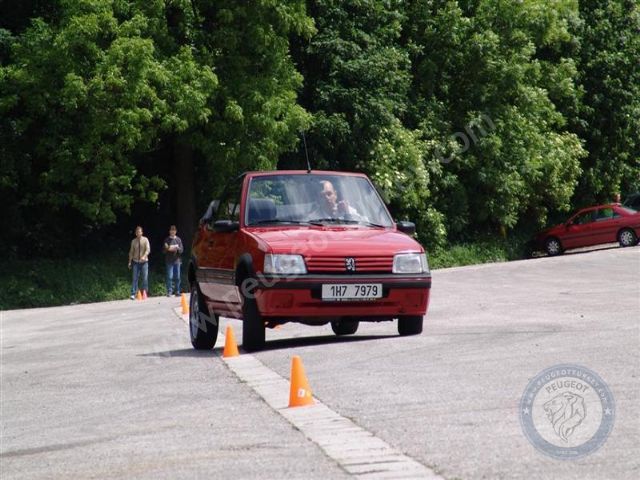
1,0,217,250
148,0,314,242
2,0,635,258
188,0,314,201
1,0,314,252
405,0,585,239
284,0,443,245
571,0,640,202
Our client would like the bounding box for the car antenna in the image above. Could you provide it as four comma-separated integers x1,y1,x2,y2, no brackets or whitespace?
301,130,312,173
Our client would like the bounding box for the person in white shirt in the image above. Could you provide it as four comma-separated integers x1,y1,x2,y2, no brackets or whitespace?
128,226,150,299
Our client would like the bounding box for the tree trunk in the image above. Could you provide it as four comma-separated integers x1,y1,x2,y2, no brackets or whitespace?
173,137,196,250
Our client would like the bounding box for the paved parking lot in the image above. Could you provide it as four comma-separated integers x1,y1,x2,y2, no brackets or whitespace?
1,245,639,479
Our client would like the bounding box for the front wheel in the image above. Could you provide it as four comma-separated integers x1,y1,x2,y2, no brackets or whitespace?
189,283,218,350
618,228,638,247
545,237,563,256
331,318,359,336
398,315,423,336
241,280,265,352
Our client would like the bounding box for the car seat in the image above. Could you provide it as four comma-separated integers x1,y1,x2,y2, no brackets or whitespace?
248,198,277,224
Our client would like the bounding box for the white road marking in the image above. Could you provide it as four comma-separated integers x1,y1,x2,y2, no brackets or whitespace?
223,352,443,479
174,307,443,478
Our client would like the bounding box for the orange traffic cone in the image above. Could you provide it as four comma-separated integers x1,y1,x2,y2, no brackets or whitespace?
222,325,240,358
142,290,148,300
181,293,189,315
135,290,142,300
288,355,314,407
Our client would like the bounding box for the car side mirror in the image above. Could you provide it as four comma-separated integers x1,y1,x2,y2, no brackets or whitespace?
213,220,239,233
396,221,416,236
565,221,573,227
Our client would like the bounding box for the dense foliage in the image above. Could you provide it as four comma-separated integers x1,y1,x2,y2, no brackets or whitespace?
1,0,638,254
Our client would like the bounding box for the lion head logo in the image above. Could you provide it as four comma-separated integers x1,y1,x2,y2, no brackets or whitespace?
345,257,356,272
543,392,587,442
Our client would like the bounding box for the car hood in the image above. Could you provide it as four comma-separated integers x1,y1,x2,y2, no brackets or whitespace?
535,222,566,239
248,227,424,256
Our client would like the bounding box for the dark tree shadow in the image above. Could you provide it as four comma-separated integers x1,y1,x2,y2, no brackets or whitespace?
532,243,628,259
138,333,399,358
563,244,622,256
251,333,398,352
138,348,218,358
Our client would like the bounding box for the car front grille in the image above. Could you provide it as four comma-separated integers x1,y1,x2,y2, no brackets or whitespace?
305,255,393,273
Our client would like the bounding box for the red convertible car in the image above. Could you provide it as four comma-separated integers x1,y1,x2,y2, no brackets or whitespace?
532,204,640,256
188,171,432,351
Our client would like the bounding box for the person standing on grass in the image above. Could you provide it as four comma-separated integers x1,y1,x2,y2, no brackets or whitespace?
163,225,184,296
128,226,150,299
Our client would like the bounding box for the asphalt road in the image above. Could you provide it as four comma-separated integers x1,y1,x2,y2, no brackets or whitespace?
1,245,639,479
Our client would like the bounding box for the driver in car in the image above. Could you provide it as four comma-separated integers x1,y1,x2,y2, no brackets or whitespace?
310,180,361,220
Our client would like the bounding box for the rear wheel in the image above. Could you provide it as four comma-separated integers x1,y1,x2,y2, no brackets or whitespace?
241,279,265,352
398,315,423,336
189,282,218,350
331,318,359,336
544,237,563,256
618,228,637,247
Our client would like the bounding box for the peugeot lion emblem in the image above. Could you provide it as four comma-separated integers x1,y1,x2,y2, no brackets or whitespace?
345,257,356,272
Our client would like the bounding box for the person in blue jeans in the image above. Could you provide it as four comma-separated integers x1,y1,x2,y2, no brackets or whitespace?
163,225,184,296
128,226,150,299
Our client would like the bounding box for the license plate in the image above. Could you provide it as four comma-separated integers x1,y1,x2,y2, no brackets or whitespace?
321,283,383,301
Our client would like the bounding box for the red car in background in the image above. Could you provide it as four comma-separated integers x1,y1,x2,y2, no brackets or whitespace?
532,204,640,256
188,171,432,351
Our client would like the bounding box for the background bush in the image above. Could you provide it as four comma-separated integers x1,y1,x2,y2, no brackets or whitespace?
1,1,638,308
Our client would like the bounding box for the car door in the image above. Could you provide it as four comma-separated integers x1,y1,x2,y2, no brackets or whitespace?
592,207,619,244
199,177,244,316
561,210,596,249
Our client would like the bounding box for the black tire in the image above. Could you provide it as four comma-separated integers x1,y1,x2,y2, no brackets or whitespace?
241,279,265,352
544,237,563,256
618,228,637,247
189,282,218,350
398,315,423,336
331,318,359,336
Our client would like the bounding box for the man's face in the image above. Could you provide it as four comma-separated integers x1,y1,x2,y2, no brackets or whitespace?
135,228,143,237
321,182,337,210
169,228,177,237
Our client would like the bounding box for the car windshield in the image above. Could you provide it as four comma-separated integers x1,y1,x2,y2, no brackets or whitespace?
245,174,394,227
